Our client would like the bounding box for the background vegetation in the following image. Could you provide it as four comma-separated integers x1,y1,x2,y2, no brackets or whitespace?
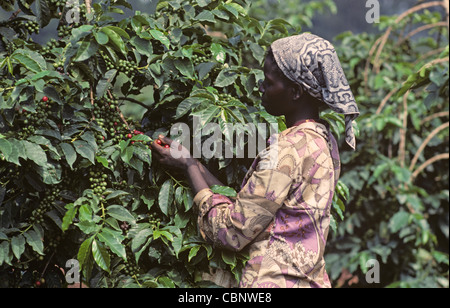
0,0,448,288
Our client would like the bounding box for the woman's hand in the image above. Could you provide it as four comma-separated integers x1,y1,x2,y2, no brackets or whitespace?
149,135,195,170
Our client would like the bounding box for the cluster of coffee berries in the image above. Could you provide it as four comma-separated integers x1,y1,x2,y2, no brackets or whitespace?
41,39,64,56
192,53,211,66
123,250,140,277
117,59,138,76
149,213,161,230
29,185,62,225
218,93,235,104
57,24,72,37
99,50,115,71
53,58,66,72
17,96,52,139
154,139,170,149
24,20,40,34
93,97,128,144
3,41,16,55
129,129,145,145
8,19,38,38
46,235,61,250
48,0,65,10
113,180,128,190
89,169,109,196
34,277,46,288
77,3,88,20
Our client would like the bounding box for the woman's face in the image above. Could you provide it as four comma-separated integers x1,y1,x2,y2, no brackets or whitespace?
259,57,294,116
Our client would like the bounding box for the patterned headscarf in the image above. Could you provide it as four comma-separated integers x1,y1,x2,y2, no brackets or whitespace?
271,33,360,150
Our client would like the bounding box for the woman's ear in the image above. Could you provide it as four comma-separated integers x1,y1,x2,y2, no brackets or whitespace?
292,84,303,101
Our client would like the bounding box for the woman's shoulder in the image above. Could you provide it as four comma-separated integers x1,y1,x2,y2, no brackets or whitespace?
278,122,329,146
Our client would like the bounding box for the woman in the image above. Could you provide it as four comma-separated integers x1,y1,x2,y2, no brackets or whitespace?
150,33,359,288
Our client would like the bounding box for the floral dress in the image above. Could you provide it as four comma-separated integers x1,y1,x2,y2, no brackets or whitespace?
193,121,341,288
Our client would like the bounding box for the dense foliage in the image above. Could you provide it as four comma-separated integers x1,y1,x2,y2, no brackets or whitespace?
0,0,448,289
0,0,344,288
325,2,449,288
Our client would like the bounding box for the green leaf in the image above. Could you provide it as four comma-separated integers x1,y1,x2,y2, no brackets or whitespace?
195,11,215,23
211,43,226,64
389,211,410,233
215,69,238,87
98,228,126,260
37,161,62,185
188,245,201,262
92,239,110,272
149,29,170,49
0,139,12,160
158,179,174,216
106,205,135,223
11,234,26,260
78,236,94,269
0,241,10,266
249,42,265,64
175,97,202,119
11,49,46,73
74,39,99,62
197,105,220,126
130,37,153,57
211,185,237,197
96,156,109,168
62,203,78,231
23,141,47,166
94,31,109,45
221,250,237,269
24,230,44,255
101,27,127,55
36,0,51,28
73,140,95,164
174,59,195,79
96,69,117,98
103,26,130,40
131,229,153,253
60,143,77,169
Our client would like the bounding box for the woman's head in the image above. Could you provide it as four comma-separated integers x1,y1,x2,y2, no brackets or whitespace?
259,48,304,117
265,33,360,149
259,48,324,119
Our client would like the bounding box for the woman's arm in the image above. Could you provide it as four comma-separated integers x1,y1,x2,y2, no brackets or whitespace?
150,135,294,252
150,135,223,195
195,160,225,187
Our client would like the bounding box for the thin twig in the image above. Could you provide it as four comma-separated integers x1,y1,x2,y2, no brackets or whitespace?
409,122,449,171
85,0,92,14
107,90,131,131
396,22,448,47
118,96,150,110
417,57,449,73
420,111,450,125
414,47,446,65
8,9,21,21
372,1,447,73
411,153,450,181
398,91,409,167
376,87,400,115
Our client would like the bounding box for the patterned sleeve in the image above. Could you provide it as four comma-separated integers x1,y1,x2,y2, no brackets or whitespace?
194,139,297,252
